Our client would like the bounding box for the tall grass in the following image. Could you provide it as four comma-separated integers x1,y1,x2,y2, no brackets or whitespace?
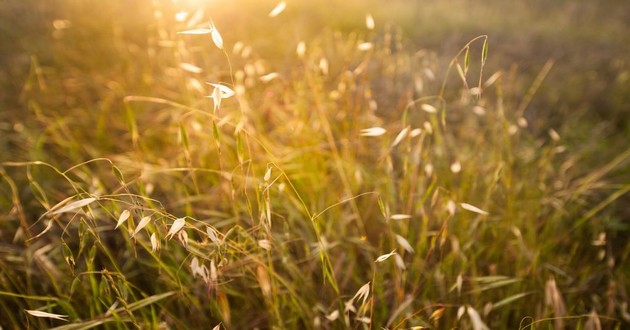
1,1,629,329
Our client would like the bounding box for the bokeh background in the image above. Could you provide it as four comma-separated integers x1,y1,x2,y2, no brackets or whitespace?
2,0,629,142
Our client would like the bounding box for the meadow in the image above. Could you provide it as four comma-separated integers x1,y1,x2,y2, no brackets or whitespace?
1,0,629,328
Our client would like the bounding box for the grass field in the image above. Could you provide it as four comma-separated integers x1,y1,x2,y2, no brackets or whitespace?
1,0,629,329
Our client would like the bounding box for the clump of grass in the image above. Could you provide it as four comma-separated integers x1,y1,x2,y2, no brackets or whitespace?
1,1,629,329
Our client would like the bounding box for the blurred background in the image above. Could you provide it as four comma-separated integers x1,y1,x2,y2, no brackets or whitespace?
2,0,629,143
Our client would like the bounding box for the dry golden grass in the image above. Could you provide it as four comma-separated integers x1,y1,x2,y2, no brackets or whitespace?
0,0,629,329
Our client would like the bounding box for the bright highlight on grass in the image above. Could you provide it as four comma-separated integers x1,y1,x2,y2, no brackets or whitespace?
268,1,287,17
460,203,489,215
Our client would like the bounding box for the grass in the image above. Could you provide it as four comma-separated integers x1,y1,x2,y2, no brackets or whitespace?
1,0,630,329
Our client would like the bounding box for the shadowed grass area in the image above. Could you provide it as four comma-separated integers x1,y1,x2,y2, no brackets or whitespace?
1,0,629,329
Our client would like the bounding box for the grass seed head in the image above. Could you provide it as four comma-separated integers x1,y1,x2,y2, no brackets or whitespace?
167,218,186,240
207,83,235,113
360,127,386,137
424,68,436,80
325,309,340,321
175,11,188,22
447,200,457,216
421,104,437,113
259,72,280,82
410,128,422,137
423,121,433,134
210,259,217,282
450,161,462,174
391,127,409,147
179,62,203,73
256,265,272,297
395,234,415,253
460,203,489,215
177,28,212,35
191,257,201,277
296,41,306,58
344,299,356,313
545,277,567,328
177,230,189,247
132,216,152,238
258,239,272,250
115,210,130,229
319,57,329,75
473,106,486,116
394,254,406,270
375,250,397,262
51,197,97,215
391,214,412,220
150,233,160,252
207,226,221,245
466,306,490,330
425,164,434,176
210,20,223,49
268,1,287,18
264,167,272,182
356,316,371,324
25,310,69,322
549,128,561,141
352,282,371,306
358,42,373,51
456,274,463,295
366,13,375,30
457,305,466,320
232,41,244,55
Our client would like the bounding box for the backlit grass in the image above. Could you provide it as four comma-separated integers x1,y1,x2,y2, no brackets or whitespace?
1,0,629,329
